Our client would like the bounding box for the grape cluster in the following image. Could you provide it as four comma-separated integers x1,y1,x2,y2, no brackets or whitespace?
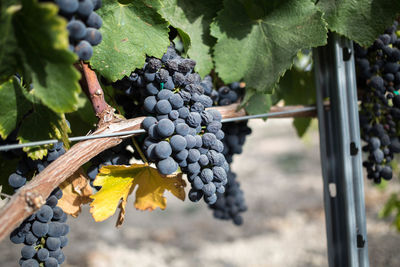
111,45,229,205
203,82,250,225
209,171,247,225
215,82,243,106
9,143,69,267
43,0,103,60
355,20,400,183
222,121,252,164
111,52,250,222
204,82,251,164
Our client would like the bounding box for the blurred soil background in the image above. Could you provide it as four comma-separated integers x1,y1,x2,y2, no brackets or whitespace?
1,119,400,267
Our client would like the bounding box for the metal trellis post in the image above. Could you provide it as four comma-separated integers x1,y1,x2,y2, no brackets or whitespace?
313,33,369,267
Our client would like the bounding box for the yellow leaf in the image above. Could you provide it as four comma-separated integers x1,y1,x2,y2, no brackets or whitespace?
90,164,186,226
58,169,93,217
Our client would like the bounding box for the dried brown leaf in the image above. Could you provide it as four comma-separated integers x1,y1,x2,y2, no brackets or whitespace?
58,168,93,217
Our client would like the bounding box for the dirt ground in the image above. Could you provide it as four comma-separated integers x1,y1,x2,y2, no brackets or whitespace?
1,119,400,267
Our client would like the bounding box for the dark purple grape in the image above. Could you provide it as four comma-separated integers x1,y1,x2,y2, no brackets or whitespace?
74,40,93,61
67,20,87,41
86,12,102,29
84,28,102,46
77,0,94,18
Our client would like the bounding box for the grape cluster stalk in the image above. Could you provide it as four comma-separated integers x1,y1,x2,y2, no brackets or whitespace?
355,20,400,183
8,143,69,267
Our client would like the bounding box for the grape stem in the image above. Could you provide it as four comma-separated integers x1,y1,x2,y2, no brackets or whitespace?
0,102,318,242
79,61,115,125
131,137,148,164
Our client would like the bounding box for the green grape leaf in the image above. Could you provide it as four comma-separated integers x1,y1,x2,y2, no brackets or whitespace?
0,77,32,139
317,0,400,46
277,68,316,105
12,0,81,113
277,67,316,137
292,117,311,137
176,28,190,55
157,0,223,77
17,104,70,160
211,0,327,94
0,1,21,82
242,89,273,115
91,0,170,81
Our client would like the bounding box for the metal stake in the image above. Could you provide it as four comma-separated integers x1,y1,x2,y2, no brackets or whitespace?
314,33,369,267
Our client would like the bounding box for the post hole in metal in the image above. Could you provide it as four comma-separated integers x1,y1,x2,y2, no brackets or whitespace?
329,183,337,197
343,47,352,61
350,142,359,155
357,234,365,248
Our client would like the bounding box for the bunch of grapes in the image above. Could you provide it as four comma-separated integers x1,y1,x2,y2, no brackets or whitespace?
9,143,69,267
203,82,250,225
204,82,251,164
110,45,230,205
41,0,103,60
209,120,250,225
222,121,252,164
215,82,244,106
355,20,400,183
110,45,251,222
209,171,247,225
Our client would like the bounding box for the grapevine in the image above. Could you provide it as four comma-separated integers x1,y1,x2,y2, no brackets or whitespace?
0,0,399,266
